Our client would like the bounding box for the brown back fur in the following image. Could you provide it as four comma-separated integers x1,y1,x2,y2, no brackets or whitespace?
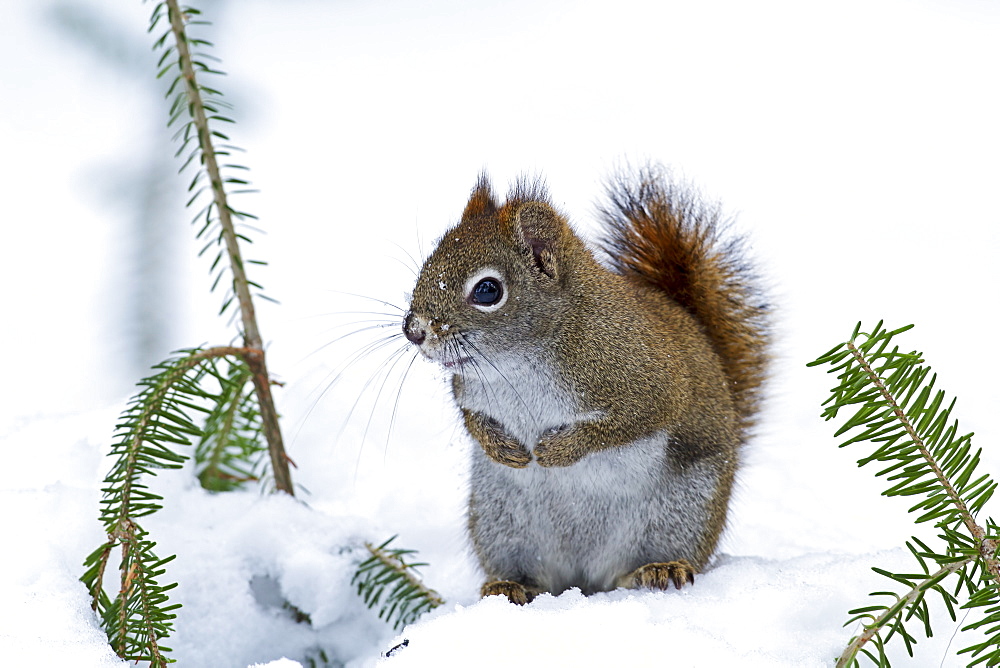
595,165,769,441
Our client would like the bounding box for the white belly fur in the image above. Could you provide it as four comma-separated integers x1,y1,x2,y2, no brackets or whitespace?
459,356,718,594
469,430,715,595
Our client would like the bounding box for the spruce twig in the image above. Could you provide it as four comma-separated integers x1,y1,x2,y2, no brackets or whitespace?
86,3,301,662
837,558,971,668
353,537,445,630
83,345,248,664
844,339,999,584
195,357,266,490
155,0,293,494
810,322,1000,666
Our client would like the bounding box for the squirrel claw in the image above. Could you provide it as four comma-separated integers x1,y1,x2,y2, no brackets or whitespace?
623,560,697,590
481,580,532,605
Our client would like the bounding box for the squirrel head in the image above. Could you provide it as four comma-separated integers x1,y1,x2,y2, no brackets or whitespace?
403,175,590,372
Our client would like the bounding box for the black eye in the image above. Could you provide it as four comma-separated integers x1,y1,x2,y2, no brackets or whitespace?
471,278,503,305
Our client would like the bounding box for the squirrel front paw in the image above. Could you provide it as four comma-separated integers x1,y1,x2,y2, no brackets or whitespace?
464,410,531,468
534,427,587,467
482,433,532,468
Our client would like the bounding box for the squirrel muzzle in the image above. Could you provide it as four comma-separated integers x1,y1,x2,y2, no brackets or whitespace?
402,311,427,346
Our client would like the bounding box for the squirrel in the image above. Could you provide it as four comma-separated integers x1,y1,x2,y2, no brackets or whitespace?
402,164,769,604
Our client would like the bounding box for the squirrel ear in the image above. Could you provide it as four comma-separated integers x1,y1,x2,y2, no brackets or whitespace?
514,202,563,279
462,174,499,219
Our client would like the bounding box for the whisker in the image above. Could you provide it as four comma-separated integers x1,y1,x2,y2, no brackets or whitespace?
355,343,417,446
342,343,415,480
286,309,403,323
414,216,426,267
317,320,401,342
328,334,409,396
388,237,423,277
289,331,406,447
382,348,421,467
300,321,401,364
288,287,418,481
454,337,516,446
386,248,420,278
460,334,538,421
324,289,407,312
454,337,522,446
311,310,405,322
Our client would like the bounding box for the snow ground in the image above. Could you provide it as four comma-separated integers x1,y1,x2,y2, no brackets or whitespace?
2,0,999,666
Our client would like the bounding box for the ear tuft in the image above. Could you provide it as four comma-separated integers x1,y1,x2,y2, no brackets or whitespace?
463,173,499,219
515,202,565,279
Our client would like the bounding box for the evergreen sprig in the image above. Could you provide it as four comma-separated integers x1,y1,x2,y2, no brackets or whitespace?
84,3,297,663
195,356,266,491
809,322,1000,666
82,346,247,664
353,536,445,630
147,0,293,494
148,0,268,314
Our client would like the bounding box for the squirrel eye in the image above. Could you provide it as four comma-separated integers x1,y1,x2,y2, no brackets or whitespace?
471,278,503,306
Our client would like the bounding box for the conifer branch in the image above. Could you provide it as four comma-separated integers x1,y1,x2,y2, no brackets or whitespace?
845,339,1000,584
153,0,293,494
195,357,266,490
837,557,971,668
86,3,302,662
353,537,444,630
811,322,1000,666
109,525,179,665
82,345,252,663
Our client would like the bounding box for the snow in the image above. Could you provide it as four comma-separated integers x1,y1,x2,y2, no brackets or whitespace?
3,0,1000,667
382,552,915,668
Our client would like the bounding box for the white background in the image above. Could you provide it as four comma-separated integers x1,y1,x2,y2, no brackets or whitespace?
2,1,999,666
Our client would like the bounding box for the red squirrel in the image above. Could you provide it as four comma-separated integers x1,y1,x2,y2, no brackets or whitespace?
402,165,769,603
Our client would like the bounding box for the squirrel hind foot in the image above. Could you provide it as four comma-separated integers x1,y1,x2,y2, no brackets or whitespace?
480,580,536,605
622,560,697,591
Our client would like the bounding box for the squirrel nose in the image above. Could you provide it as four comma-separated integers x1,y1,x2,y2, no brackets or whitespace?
402,312,427,345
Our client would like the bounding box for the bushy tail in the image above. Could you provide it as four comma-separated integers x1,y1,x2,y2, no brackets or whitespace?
596,164,769,438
